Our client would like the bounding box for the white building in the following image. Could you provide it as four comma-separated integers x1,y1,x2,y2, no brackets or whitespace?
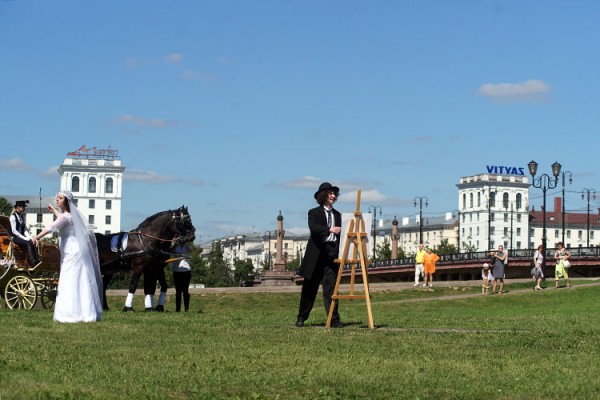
58,145,125,234
216,233,308,272
456,172,530,252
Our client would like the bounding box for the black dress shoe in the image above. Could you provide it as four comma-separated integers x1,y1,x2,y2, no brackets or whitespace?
144,307,154,312
154,305,164,312
295,317,305,327
331,320,343,328
122,306,134,312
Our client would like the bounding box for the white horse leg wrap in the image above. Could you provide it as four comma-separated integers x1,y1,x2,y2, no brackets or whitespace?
145,294,154,308
125,292,134,308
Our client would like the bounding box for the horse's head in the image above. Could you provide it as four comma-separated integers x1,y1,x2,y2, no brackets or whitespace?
172,205,196,245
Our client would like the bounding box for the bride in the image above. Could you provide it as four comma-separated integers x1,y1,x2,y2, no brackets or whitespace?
33,190,103,323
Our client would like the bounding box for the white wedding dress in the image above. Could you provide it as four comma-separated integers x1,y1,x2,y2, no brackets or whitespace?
51,212,103,323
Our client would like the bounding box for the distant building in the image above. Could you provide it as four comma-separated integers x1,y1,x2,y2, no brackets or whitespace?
457,172,530,251
529,197,600,249
58,145,124,234
209,232,308,272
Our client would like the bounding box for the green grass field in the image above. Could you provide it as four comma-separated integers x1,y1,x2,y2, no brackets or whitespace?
1,280,599,399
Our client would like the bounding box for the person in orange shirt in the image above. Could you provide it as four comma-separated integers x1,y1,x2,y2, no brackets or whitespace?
422,247,439,288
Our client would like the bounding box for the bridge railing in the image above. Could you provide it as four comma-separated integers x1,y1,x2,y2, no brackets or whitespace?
356,247,600,270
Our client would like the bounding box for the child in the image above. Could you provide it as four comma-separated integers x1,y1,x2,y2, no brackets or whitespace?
482,263,492,295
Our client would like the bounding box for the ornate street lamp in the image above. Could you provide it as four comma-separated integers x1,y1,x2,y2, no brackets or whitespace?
413,197,428,245
264,230,273,270
528,160,561,268
452,209,461,253
581,188,597,247
560,170,573,244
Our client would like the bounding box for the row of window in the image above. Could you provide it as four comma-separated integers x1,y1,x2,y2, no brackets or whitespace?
529,229,595,240
88,215,112,225
462,212,524,223
71,176,114,194
88,199,112,210
462,192,523,210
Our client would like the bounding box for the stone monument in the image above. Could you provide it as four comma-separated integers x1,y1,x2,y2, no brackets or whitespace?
261,211,295,285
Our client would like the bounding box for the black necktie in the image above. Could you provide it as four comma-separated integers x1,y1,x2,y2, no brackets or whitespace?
327,209,332,228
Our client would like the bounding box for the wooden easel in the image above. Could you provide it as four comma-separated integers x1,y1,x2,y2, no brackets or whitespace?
326,190,375,329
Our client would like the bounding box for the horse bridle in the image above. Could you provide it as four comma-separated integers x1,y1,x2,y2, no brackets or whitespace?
130,209,194,250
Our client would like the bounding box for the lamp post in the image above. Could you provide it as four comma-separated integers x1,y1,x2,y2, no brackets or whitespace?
452,209,461,253
560,170,573,244
414,196,428,245
264,230,273,270
528,160,562,268
483,186,497,250
502,202,514,251
368,205,382,260
581,188,597,248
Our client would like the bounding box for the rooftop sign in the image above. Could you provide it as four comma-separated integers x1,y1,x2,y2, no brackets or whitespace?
486,165,525,175
67,145,119,160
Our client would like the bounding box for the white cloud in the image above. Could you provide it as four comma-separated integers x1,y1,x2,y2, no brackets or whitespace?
124,169,177,184
339,189,387,204
41,165,59,179
0,158,34,172
163,53,183,64
477,80,551,103
114,114,180,129
281,176,323,189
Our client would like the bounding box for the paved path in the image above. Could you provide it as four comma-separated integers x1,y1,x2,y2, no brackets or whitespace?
106,277,600,297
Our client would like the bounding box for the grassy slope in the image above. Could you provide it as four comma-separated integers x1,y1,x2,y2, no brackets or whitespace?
1,282,599,399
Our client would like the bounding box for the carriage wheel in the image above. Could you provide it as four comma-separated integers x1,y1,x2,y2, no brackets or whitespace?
40,282,58,310
4,275,37,310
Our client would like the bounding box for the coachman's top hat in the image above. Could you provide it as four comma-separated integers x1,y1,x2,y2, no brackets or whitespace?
14,200,29,208
314,182,340,199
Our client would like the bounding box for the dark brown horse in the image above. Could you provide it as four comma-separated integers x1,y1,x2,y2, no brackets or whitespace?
95,206,196,311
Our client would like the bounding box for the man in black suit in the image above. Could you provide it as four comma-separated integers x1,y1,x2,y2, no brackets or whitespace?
296,182,342,328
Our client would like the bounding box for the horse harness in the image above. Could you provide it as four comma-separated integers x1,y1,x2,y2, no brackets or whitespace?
101,210,192,268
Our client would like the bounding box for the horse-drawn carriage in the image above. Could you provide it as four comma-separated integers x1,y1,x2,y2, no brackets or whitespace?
0,215,61,310
0,205,195,311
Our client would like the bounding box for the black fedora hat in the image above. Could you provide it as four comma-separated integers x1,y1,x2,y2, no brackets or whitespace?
14,200,29,207
314,182,339,199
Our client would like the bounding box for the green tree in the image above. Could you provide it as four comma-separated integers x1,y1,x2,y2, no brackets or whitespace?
395,247,407,260
286,251,302,272
463,243,477,253
436,238,458,255
233,258,254,285
0,197,12,216
205,241,234,287
376,238,392,260
188,244,207,285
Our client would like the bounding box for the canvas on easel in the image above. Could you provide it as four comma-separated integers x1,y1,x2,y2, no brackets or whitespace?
326,190,375,329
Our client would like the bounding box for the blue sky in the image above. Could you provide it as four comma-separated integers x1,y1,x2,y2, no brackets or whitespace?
1,0,600,243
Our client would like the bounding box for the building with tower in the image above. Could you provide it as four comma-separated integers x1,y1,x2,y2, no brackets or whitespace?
58,145,125,234
456,170,530,252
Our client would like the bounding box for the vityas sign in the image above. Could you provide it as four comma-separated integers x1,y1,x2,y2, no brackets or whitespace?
486,165,525,175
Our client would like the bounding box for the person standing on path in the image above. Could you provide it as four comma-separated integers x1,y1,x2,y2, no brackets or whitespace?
489,245,507,294
532,244,544,290
33,191,103,323
422,247,439,287
295,182,342,328
554,242,571,289
413,243,426,287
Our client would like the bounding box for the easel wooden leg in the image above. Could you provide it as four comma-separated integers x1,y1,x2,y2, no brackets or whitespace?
325,191,375,330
